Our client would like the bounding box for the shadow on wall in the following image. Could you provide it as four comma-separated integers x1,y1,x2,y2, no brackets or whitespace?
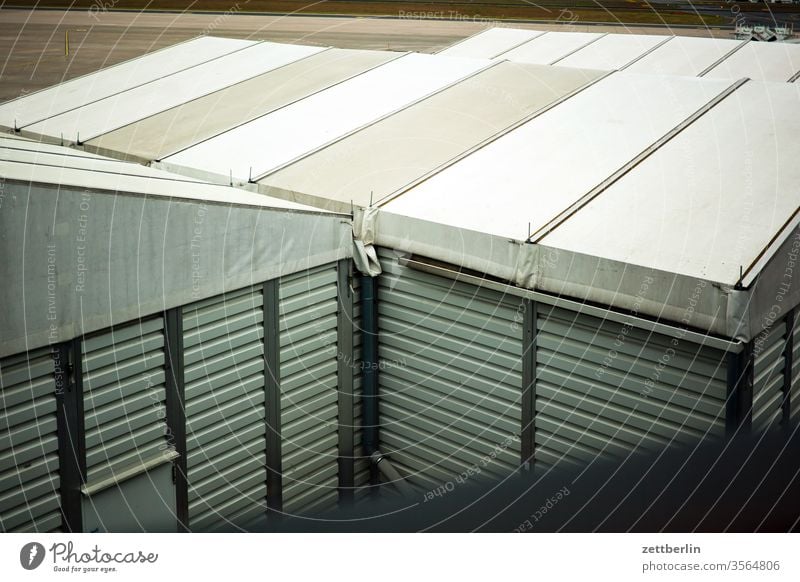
239,427,800,532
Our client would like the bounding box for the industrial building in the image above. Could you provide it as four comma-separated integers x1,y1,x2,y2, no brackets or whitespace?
1,28,799,532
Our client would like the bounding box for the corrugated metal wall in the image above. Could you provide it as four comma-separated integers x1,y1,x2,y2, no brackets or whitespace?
752,318,788,433
376,250,523,491
0,348,61,532
279,264,340,514
82,318,170,485
535,305,728,469
183,285,266,531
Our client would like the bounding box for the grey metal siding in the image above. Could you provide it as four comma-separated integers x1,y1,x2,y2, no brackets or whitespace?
82,318,170,485
183,286,266,531
0,348,61,532
752,318,788,433
377,249,523,492
279,264,340,514
535,305,728,469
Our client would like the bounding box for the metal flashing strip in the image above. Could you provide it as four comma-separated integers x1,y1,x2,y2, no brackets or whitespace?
160,51,410,162
548,33,609,66
377,69,615,207
521,299,536,468
489,30,549,59
617,36,675,70
492,31,550,59
789,69,800,83
252,59,503,183
698,39,750,77
336,260,355,503
400,257,743,353
528,77,749,243
17,38,264,130
80,450,180,497
263,278,283,514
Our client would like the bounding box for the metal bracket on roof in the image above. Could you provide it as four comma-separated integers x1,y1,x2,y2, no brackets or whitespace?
548,33,609,66
698,39,750,77
526,76,750,244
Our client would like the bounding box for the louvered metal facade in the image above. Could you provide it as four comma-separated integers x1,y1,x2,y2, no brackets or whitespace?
535,305,728,469
752,317,789,433
279,264,341,514
376,250,523,491
82,318,171,486
183,285,266,531
0,348,61,532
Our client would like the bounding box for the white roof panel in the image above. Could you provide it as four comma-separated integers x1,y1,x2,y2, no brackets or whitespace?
438,27,546,58
556,33,668,71
0,36,256,130
24,41,325,143
260,62,603,210
625,36,744,77
383,72,733,241
540,81,800,285
497,31,604,65
164,53,490,181
704,41,800,82
85,48,400,162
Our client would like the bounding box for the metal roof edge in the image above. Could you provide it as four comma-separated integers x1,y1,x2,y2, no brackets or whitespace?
370,208,739,346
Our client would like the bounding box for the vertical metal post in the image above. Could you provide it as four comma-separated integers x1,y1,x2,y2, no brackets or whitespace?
727,340,754,436
521,299,537,469
55,338,85,532
336,260,355,504
164,308,188,531
263,279,282,515
360,275,380,486
783,309,795,430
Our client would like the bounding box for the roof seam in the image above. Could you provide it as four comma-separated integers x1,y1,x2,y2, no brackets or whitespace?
697,39,750,77
487,30,548,59
16,38,265,131
528,76,751,244
252,57,505,183
434,27,494,54
548,32,609,66
492,30,550,60
81,46,335,152
617,35,675,71
376,69,616,208
788,69,800,83
157,50,411,163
